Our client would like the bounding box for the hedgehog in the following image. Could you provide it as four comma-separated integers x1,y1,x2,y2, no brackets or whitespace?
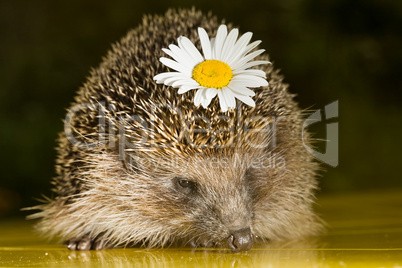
29,8,323,252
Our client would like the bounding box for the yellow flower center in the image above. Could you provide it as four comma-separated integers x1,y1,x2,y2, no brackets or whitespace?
192,60,233,89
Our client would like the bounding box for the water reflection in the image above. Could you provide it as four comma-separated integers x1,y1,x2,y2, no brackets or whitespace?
42,239,324,267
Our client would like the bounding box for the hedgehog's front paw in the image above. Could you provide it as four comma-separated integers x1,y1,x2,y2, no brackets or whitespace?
188,238,221,249
65,236,109,250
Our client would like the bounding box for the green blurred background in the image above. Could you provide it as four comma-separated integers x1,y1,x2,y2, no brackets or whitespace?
0,0,401,219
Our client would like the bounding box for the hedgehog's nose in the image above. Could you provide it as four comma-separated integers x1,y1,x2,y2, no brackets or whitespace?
227,227,254,252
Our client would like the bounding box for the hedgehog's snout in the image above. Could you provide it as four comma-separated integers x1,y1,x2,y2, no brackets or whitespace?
227,227,254,252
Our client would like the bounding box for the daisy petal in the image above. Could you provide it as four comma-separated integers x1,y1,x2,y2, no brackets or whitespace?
161,48,176,60
167,80,184,87
178,36,204,63
201,95,213,108
229,80,257,89
231,75,269,87
198,27,212,60
217,90,228,112
154,73,192,85
168,44,198,68
171,78,197,88
243,40,262,56
194,88,207,106
213,25,228,60
227,85,256,97
235,60,271,70
160,57,190,75
232,69,266,77
232,92,256,107
178,84,201,94
198,88,214,108
162,74,192,84
231,49,265,70
232,74,268,83
164,77,184,86
161,48,184,66
222,88,236,109
234,32,253,52
221,28,239,62
227,32,253,65
206,88,218,99
153,72,182,83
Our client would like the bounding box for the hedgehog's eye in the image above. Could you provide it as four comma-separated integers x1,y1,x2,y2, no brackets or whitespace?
178,179,192,188
173,177,196,194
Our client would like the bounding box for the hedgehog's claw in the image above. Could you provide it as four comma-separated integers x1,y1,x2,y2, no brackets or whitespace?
188,240,197,248
199,239,215,248
93,239,107,250
66,238,81,250
65,237,108,250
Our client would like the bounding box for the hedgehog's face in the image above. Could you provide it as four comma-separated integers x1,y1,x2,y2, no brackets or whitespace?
144,152,257,252
171,175,254,251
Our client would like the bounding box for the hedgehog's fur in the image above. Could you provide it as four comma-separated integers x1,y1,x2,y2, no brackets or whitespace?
29,8,323,251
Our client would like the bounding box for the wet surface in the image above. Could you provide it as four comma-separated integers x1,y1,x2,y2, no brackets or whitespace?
1,190,401,267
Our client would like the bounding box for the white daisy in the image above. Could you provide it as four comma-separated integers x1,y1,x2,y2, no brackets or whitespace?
153,25,270,112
